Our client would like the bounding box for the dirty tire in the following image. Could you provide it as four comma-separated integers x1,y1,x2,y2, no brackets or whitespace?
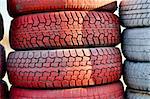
124,60,150,91
8,0,117,17
10,11,121,50
122,28,150,61
0,13,4,40
0,45,6,79
0,80,8,99
7,47,122,89
125,89,150,99
120,0,150,27
10,81,124,99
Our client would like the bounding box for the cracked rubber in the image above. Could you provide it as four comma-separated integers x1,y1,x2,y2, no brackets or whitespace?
0,80,8,99
0,13,4,41
124,60,150,91
125,89,150,99
7,47,122,89
0,45,6,79
8,0,117,17
120,0,150,27
122,28,150,61
10,11,121,50
10,81,124,99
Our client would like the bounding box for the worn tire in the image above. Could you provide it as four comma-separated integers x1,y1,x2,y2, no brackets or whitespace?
0,80,8,99
124,60,150,91
122,28,150,62
125,89,150,99
0,45,6,79
120,0,150,27
8,0,117,17
10,11,121,50
7,47,122,89
10,81,124,99
0,13,4,41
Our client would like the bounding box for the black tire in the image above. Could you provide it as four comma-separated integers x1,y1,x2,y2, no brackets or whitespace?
125,88,150,99
0,13,4,41
0,80,8,99
120,0,150,27
7,47,122,89
122,28,150,61
124,60,150,91
0,45,6,79
10,81,124,99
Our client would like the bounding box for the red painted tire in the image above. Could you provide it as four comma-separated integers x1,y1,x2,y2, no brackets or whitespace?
0,80,8,99
7,47,122,89
10,81,124,99
8,0,117,17
10,11,121,50
0,45,6,79
0,13,4,41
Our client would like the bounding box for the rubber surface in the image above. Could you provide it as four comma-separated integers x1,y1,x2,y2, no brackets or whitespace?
10,81,124,99
0,80,8,99
124,60,150,91
0,45,6,79
8,0,117,17
0,13,4,40
10,11,121,50
7,47,122,89
122,28,150,61
126,89,150,99
120,0,150,27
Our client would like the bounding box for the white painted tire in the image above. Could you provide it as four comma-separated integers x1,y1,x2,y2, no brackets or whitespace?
122,28,150,61
126,89,150,99
120,0,150,27
124,61,150,91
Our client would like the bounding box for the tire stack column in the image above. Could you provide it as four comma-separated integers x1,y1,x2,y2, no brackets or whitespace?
7,0,124,98
0,13,8,99
120,0,150,98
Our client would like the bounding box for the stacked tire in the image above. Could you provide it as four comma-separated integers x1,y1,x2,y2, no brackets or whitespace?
7,0,124,98
0,14,8,99
120,0,150,98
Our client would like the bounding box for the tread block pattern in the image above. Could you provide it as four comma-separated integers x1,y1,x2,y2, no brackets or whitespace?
124,61,150,91
8,0,117,17
126,89,150,99
0,13,4,40
122,28,150,61
7,47,122,89
0,80,8,99
10,81,124,99
10,11,121,50
0,45,6,79
120,0,150,27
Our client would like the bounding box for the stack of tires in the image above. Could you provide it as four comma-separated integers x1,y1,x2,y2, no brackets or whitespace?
7,0,124,98
0,14,8,99
120,0,150,98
